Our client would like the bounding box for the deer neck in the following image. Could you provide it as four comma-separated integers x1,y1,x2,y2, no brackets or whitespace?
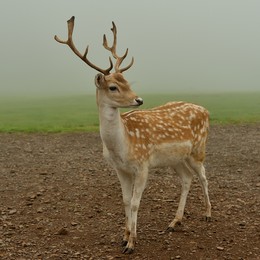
98,103,127,156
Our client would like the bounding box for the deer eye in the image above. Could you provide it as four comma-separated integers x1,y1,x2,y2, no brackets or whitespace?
109,86,118,92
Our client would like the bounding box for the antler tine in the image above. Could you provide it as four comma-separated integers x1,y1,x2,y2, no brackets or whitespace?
103,21,134,73
54,16,113,75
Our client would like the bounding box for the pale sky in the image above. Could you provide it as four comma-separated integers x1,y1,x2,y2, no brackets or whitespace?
1,0,260,96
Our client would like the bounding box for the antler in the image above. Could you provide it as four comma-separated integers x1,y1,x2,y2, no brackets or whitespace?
54,16,113,75
103,22,134,73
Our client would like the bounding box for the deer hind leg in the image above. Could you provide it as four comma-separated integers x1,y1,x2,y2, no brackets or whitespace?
122,167,148,254
187,157,211,221
167,163,193,232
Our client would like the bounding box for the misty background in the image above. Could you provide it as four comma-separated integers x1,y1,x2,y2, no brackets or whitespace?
1,0,260,97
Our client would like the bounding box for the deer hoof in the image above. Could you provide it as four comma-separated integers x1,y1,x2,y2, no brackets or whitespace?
166,226,175,233
205,216,212,222
122,246,134,254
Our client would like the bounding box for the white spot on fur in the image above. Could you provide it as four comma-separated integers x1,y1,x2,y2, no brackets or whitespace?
129,131,135,137
135,129,140,138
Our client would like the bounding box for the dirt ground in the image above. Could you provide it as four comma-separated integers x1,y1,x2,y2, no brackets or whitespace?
0,125,259,259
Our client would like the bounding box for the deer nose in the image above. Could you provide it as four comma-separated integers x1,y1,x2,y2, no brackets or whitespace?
135,97,143,106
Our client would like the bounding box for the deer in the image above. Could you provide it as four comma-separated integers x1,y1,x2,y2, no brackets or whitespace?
54,16,212,254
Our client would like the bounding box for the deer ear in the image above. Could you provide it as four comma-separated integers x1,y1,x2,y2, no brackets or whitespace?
95,73,104,88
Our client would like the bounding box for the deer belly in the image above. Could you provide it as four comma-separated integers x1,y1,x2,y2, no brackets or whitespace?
149,141,192,167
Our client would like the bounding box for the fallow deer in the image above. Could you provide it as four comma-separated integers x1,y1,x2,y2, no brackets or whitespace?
55,16,211,254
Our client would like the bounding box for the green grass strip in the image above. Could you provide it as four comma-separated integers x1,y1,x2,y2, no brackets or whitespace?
0,92,259,132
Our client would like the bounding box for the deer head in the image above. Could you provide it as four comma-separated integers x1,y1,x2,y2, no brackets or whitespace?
54,16,143,108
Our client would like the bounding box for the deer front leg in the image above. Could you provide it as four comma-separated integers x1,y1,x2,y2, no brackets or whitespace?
116,170,134,247
167,163,193,231
123,168,148,254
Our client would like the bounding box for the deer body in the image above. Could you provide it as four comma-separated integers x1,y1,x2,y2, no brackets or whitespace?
55,17,211,254
101,101,209,169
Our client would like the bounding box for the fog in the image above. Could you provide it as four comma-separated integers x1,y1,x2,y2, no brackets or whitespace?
1,0,260,97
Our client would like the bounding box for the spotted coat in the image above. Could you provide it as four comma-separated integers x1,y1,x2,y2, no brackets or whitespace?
122,102,209,164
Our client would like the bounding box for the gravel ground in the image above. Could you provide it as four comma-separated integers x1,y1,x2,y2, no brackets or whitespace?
0,124,259,259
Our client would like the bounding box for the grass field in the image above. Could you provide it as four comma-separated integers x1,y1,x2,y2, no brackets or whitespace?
0,92,259,132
